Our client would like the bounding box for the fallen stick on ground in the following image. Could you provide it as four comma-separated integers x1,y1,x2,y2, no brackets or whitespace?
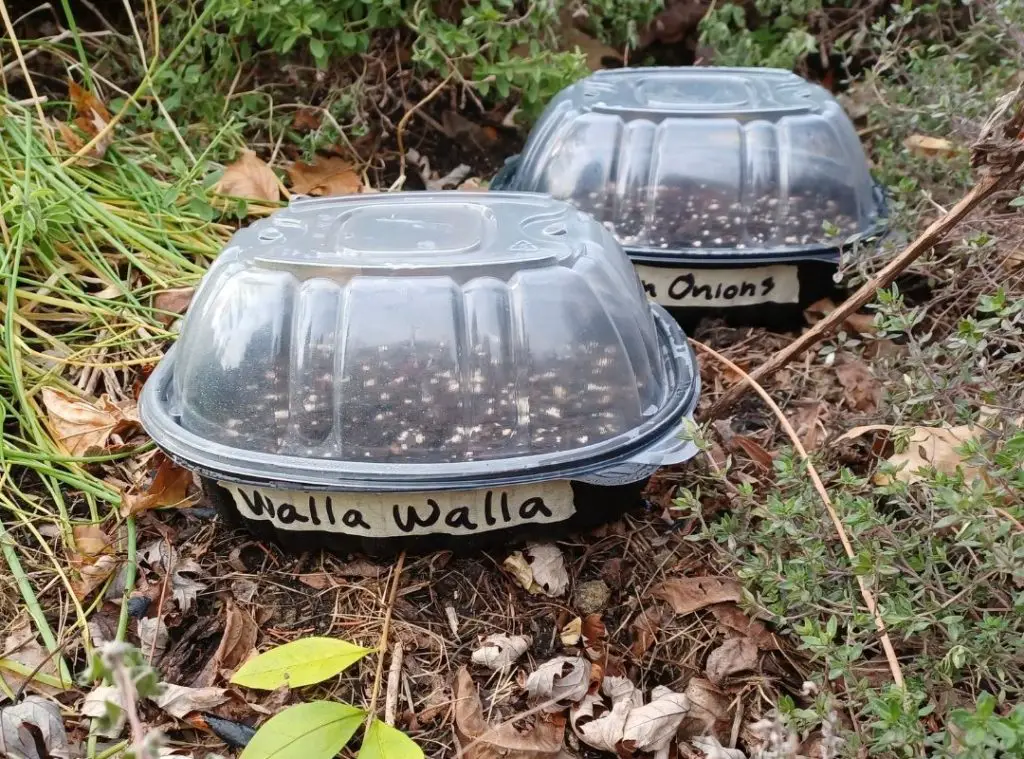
384,639,405,726
693,339,906,688
364,551,406,732
706,89,1024,420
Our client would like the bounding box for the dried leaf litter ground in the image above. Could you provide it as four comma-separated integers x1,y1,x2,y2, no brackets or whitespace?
2,16,1024,759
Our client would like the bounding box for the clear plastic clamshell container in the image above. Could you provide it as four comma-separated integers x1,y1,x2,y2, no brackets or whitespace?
140,193,700,553
498,67,887,263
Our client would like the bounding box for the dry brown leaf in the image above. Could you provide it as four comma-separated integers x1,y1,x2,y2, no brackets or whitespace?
454,667,565,758
215,150,281,203
121,454,195,517
570,676,642,752
679,678,730,740
692,735,747,759
0,621,65,695
139,617,169,664
194,601,258,687
630,606,666,658
878,424,983,485
151,684,228,719
705,638,759,684
504,544,569,597
836,359,881,413
560,618,582,647
621,685,689,756
471,634,532,670
581,614,607,660
708,604,780,650
288,156,363,196
791,401,827,451
68,80,113,159
833,424,896,445
292,108,322,131
904,134,957,158
512,8,622,71
333,559,384,578
652,577,742,615
153,288,195,325
73,525,111,557
297,573,334,589
731,436,773,468
803,298,876,335
525,656,591,712
42,387,139,457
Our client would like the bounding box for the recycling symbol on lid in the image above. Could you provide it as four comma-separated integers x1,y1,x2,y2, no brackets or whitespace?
509,240,538,252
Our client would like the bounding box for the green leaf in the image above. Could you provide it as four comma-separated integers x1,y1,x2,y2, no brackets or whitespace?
232,637,372,689
241,702,364,759
357,719,423,759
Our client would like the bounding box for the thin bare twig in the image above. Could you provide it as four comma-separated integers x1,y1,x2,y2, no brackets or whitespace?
364,551,406,732
384,639,404,726
693,339,906,688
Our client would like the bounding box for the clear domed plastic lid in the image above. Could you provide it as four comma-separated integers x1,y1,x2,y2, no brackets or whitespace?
140,192,700,491
504,67,886,262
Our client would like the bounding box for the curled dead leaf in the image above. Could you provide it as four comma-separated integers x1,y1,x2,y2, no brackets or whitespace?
215,150,281,203
835,358,881,413
504,544,569,597
67,80,113,160
679,678,730,739
878,424,984,485
803,298,876,335
652,577,742,615
151,683,228,719
153,288,195,325
708,604,780,650
581,614,607,660
560,618,582,647
705,638,759,684
904,134,957,158
454,667,565,758
42,387,139,457
525,656,591,712
120,453,195,517
570,676,642,752
288,156,364,197
194,600,258,687
630,606,666,658
471,634,532,670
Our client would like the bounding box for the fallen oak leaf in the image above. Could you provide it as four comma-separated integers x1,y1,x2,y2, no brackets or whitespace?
581,614,607,661
215,150,280,203
679,678,730,740
68,80,113,159
120,453,195,517
194,600,258,686
0,696,71,758
69,524,119,601
803,298,876,335
835,358,882,413
708,604,780,650
652,577,742,615
621,685,689,758
471,634,532,671
454,667,564,757
560,618,582,647
877,424,985,485
692,735,747,759
570,676,642,752
629,606,666,658
0,622,67,695
41,387,139,457
151,683,228,719
525,656,591,712
153,288,195,325
904,134,957,158
288,156,364,196
705,638,759,684
504,543,569,598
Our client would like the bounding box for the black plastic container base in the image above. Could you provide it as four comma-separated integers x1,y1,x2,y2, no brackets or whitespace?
631,258,843,334
203,477,649,558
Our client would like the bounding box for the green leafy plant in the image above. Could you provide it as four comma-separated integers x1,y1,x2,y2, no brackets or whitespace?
232,637,422,759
